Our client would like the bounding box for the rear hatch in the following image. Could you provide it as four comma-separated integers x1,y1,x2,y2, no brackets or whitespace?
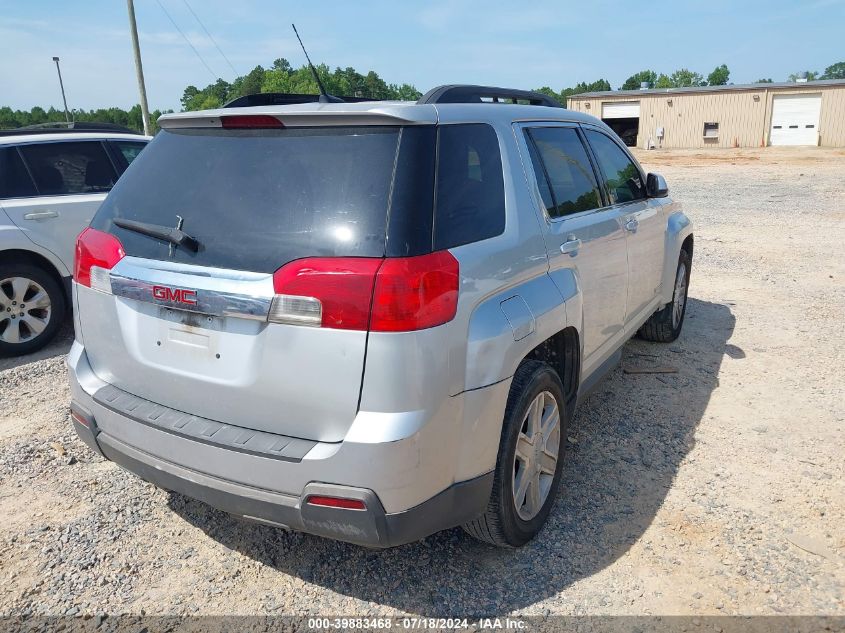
75,116,440,443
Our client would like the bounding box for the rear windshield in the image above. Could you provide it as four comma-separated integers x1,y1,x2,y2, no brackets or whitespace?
93,127,401,273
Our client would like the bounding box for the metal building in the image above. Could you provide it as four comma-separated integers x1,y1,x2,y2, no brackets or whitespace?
567,79,845,149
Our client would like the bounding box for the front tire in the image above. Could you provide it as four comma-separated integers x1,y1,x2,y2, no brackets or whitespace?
0,264,65,357
638,248,691,343
463,360,567,547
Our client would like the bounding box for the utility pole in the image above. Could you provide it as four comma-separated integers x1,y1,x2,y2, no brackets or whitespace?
126,0,152,136
51,57,70,123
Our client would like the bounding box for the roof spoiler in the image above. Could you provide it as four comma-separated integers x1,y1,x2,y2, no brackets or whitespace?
418,85,562,108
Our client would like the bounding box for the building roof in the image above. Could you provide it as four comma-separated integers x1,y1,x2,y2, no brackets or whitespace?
568,79,845,100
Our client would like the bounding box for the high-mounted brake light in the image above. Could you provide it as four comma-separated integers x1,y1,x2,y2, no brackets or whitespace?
221,115,284,129
74,228,125,291
306,495,367,510
269,251,459,332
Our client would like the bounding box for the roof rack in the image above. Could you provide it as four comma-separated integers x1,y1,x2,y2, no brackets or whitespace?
223,93,383,108
0,121,143,136
418,85,562,108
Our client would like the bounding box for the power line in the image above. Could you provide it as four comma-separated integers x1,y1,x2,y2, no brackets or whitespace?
181,0,238,77
154,0,218,80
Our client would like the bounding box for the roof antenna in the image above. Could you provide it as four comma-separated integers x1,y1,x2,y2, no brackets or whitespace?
291,23,343,103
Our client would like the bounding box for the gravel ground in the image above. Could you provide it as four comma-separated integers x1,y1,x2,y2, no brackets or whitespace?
0,147,843,618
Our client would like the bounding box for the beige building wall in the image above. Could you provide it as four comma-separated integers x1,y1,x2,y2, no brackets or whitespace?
568,86,845,148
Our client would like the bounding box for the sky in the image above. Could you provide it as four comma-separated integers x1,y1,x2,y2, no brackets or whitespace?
1,0,842,112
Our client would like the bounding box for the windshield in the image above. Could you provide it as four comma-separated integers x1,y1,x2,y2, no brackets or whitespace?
92,126,401,273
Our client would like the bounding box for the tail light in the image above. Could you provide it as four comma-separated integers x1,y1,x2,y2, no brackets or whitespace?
74,228,125,291
269,251,459,332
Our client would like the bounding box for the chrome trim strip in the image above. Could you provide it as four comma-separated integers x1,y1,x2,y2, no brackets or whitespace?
109,256,275,321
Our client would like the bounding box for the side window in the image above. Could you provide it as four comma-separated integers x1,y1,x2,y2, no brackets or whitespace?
583,130,646,204
525,127,602,218
111,141,147,169
18,141,117,196
434,123,505,250
0,147,38,199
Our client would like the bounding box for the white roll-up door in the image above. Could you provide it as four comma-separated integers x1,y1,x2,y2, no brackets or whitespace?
601,101,640,119
770,94,821,146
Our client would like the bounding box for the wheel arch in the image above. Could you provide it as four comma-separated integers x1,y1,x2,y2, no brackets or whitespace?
522,326,581,420
661,210,694,305
0,249,71,307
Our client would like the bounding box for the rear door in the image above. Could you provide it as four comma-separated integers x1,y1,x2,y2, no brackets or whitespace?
518,123,629,370
582,127,666,323
2,140,117,271
77,125,406,443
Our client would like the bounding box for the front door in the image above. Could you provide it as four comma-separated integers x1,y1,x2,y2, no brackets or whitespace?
582,128,666,323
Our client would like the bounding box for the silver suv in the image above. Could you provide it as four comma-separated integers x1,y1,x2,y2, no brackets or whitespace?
0,124,149,356
68,86,693,548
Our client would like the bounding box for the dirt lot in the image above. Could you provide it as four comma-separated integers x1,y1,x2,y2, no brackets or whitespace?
1,147,843,618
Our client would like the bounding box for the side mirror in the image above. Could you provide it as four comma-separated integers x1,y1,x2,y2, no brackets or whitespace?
647,172,669,198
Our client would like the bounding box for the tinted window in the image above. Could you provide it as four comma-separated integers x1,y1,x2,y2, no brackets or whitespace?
584,130,646,204
0,147,37,198
112,140,147,167
386,126,436,257
93,127,400,273
434,124,505,250
526,127,601,217
19,141,117,196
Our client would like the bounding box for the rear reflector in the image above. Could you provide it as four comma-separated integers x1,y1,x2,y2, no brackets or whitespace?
306,496,367,510
221,115,284,129
270,252,459,332
70,410,91,428
74,228,125,290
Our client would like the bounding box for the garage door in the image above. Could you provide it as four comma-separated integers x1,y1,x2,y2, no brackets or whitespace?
602,101,640,119
770,94,821,146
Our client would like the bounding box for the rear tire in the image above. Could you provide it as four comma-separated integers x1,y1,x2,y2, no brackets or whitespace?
0,263,65,357
463,360,567,547
638,248,691,343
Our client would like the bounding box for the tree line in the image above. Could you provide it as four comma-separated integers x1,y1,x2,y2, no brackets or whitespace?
0,104,171,134
2,60,843,133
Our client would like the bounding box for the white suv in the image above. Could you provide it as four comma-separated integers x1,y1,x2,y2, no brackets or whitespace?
0,124,149,356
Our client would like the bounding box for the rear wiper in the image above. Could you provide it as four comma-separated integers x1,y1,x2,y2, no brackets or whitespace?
113,218,200,253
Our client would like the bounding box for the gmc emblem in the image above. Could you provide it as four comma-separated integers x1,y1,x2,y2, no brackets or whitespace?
152,285,198,305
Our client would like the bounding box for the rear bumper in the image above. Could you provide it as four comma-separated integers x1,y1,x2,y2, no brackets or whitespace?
73,413,491,547
68,342,508,547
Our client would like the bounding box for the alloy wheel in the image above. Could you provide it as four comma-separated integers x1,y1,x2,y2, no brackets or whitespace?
672,262,687,329
0,277,52,345
512,390,561,521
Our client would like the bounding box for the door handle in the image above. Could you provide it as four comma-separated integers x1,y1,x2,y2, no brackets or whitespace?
559,236,582,256
624,217,639,232
23,210,59,220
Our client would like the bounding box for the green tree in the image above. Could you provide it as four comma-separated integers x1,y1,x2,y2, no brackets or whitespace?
707,64,730,85
755,78,774,83
668,68,706,87
788,71,818,81
820,62,845,79
654,73,673,89
621,70,657,90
